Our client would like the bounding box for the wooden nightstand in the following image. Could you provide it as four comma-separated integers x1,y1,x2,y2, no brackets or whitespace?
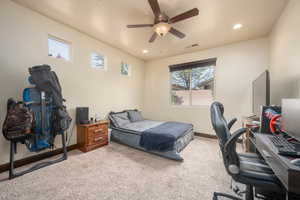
77,120,109,152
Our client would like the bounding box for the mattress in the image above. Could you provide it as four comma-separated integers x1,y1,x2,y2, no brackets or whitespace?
111,120,194,161
122,120,165,133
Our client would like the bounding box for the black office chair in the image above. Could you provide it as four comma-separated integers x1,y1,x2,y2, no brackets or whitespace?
210,102,285,200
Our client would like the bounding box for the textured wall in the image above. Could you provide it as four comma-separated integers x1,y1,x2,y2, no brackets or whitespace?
143,38,269,134
0,0,145,165
269,0,300,105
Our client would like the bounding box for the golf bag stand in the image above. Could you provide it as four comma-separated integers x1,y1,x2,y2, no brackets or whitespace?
8,90,68,180
9,132,67,179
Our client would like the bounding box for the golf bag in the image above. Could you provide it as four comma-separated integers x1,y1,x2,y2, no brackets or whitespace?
22,64,72,152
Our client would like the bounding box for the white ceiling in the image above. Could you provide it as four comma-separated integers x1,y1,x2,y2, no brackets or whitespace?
12,0,287,61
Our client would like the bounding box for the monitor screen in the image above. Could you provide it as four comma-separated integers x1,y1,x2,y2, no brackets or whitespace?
282,99,300,141
252,70,270,117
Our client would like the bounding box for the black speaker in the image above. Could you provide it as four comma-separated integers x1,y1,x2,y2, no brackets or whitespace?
76,107,89,124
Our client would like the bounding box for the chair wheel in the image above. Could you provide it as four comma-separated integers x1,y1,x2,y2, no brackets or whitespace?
212,193,218,200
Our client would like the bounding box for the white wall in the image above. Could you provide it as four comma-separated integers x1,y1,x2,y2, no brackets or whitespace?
1,0,294,166
269,0,300,105
0,0,145,165
143,38,269,134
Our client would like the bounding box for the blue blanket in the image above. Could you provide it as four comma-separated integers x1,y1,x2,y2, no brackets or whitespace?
140,122,193,151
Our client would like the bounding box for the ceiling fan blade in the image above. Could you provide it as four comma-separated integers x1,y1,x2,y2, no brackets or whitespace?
127,24,154,28
149,32,158,43
169,8,199,24
148,0,161,17
169,27,186,39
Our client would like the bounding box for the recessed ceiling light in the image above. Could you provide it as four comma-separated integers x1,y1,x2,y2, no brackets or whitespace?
142,49,148,54
233,24,243,30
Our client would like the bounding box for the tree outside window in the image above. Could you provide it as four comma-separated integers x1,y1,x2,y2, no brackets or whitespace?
170,59,216,106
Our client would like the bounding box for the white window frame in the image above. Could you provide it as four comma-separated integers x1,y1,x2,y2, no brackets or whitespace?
121,62,131,76
169,63,216,107
90,52,107,70
48,35,72,62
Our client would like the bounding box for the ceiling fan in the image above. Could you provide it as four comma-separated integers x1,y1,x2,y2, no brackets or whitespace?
127,0,199,43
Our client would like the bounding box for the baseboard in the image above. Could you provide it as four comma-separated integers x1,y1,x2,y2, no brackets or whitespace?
0,144,78,174
194,132,218,139
195,132,243,143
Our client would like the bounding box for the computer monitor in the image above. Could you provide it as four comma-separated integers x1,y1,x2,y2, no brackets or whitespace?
252,70,270,117
282,99,300,141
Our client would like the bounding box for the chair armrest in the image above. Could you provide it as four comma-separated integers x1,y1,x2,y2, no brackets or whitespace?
223,128,247,174
227,118,237,130
224,128,247,153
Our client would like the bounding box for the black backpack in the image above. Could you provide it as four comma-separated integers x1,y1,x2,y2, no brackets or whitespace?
29,65,71,134
2,98,33,141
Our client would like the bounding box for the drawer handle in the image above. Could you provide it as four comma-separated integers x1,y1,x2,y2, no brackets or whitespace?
94,129,103,133
94,137,103,141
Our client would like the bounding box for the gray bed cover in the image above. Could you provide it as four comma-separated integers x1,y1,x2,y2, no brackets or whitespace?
111,120,194,161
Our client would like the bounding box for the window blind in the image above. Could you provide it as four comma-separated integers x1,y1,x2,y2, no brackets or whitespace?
169,58,217,72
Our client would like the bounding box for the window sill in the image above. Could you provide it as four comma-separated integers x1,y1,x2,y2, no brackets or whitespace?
170,104,212,108
91,67,107,71
48,56,72,63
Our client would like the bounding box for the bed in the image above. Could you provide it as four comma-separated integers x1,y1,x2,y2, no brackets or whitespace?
109,110,194,161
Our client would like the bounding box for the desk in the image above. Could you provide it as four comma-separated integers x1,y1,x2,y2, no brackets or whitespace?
251,133,300,199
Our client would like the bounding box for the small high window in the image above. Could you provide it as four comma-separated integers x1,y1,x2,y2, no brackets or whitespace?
91,52,106,70
121,62,130,76
48,35,71,61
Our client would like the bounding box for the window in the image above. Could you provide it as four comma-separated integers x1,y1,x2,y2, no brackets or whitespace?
121,62,130,76
91,52,106,70
48,35,71,61
170,58,216,106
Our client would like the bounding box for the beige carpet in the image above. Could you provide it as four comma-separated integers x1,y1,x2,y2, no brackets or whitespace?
0,137,234,200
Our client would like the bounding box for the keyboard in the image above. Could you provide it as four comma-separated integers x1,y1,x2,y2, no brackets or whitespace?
270,135,300,157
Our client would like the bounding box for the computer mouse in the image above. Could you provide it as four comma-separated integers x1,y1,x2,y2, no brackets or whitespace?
290,159,300,166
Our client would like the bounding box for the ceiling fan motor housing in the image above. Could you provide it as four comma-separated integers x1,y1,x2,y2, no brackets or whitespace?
126,0,199,42
154,22,171,37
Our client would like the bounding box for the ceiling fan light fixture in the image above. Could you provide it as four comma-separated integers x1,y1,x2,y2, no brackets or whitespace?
127,1,198,43
154,22,171,37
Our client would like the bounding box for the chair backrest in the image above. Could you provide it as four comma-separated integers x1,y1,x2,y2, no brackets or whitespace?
210,102,240,176
210,102,231,148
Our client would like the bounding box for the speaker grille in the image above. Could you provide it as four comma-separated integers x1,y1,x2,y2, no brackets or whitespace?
76,107,89,124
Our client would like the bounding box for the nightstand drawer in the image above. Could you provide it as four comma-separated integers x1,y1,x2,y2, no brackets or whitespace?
87,134,108,145
87,125,107,137
87,125,98,132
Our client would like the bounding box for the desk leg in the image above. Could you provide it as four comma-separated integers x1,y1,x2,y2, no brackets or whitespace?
244,128,253,152
245,129,250,152
286,192,291,200
286,192,300,200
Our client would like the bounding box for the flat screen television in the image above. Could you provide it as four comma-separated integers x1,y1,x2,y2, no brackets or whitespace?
252,70,270,117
